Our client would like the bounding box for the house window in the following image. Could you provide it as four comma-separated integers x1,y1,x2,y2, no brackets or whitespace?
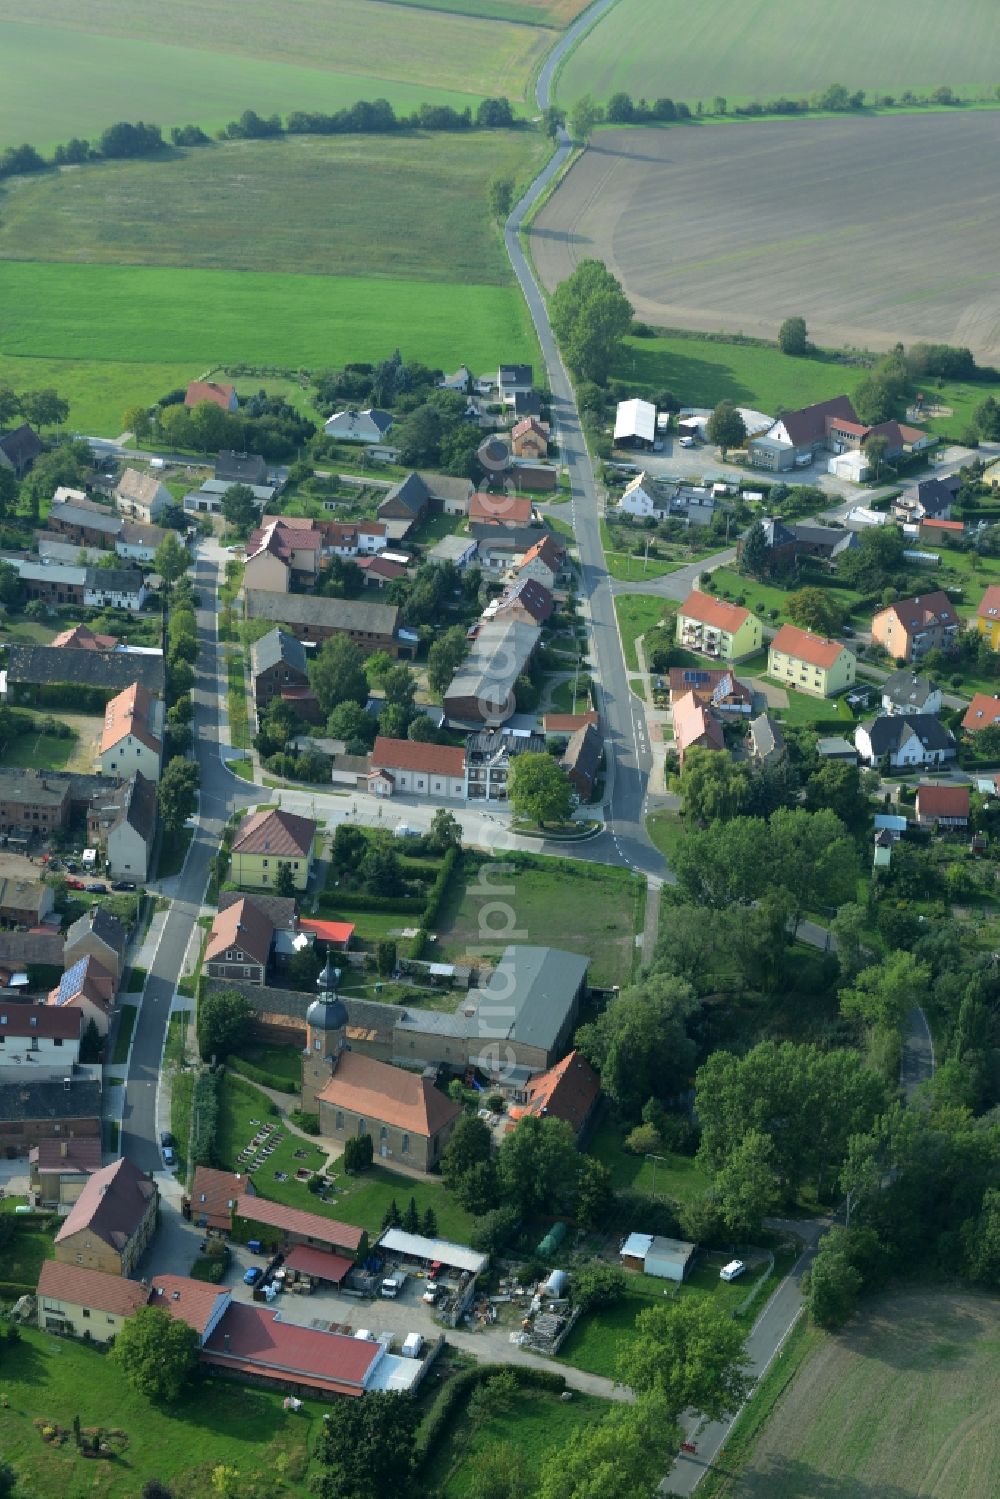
82,1308,90,1319
401,1134,410,1155
336,1112,344,1129
380,1125,388,1142
357,1118,366,1136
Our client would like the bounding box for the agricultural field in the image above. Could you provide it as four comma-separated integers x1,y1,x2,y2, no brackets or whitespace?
0,132,548,284
557,0,1000,111
388,0,592,21
0,0,556,150
0,261,538,435
531,113,1000,363
719,1291,1000,1498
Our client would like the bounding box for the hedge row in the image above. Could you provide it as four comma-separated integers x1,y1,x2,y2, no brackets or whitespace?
190,1069,220,1168
415,1363,565,1469
0,1281,34,1300
228,1054,299,1094
327,893,426,915
422,845,459,929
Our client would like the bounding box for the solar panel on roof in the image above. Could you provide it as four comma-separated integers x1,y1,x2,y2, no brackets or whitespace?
682,670,710,685
54,957,88,1004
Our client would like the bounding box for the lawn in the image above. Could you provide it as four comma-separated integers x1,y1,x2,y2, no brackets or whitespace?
0,133,547,286
0,0,553,150
0,1325,325,1497
549,677,592,714
435,854,644,987
558,0,1000,109
424,1386,610,1496
603,549,682,582
111,1003,138,1066
214,1071,476,1242
589,1115,709,1206
718,1290,1000,1498
4,1217,56,1288
610,331,1000,443
644,809,689,867
226,649,252,753
0,728,76,770
764,684,856,729
613,594,666,671
0,261,539,435
232,1042,303,1092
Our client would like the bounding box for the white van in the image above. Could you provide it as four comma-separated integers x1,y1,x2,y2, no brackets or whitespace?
720,1259,746,1282
679,436,695,448
381,1276,402,1298
402,1332,424,1359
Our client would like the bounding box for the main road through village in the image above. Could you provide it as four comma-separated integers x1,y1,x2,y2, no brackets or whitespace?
117,4,842,1489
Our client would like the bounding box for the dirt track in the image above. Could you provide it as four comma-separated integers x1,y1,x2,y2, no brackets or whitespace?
531,113,1000,360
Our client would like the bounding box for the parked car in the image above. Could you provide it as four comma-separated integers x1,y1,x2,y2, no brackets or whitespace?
162,1146,176,1167
112,880,137,891
243,1267,264,1287
65,878,86,891
160,1131,175,1149
422,1286,440,1305
85,882,107,894
720,1259,746,1282
64,861,78,873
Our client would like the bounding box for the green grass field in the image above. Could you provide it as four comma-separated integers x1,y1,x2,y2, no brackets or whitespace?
589,1115,709,1204
613,332,1000,441
720,1290,1000,1498
111,1003,138,1065
424,1386,610,1496
0,1325,324,1497
0,261,538,434
558,0,1000,109
434,855,643,987
0,133,546,284
0,728,76,770
613,593,667,671
386,0,591,23
0,0,555,150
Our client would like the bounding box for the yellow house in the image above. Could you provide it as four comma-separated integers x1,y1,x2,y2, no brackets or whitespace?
768,623,856,698
676,590,763,661
36,1259,149,1343
976,585,1000,650
230,807,317,891
53,1157,158,1277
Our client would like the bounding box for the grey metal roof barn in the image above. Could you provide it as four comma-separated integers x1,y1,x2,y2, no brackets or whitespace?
249,627,309,679
244,591,399,636
6,644,165,698
462,945,589,1054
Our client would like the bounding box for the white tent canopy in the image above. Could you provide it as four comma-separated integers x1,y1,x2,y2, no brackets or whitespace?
378,1228,487,1275
614,399,657,445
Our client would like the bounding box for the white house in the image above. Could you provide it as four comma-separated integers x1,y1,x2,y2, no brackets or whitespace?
115,522,169,565
617,473,662,518
498,364,533,405
84,570,148,611
854,714,956,769
0,1004,81,1076
114,469,172,525
322,408,393,444
439,365,472,392
99,683,163,782
367,737,466,801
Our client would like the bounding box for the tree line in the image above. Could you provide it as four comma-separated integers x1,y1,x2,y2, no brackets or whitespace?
0,96,520,181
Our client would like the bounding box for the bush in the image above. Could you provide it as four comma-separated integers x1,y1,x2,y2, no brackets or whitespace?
228,1054,299,1094
572,1262,626,1312
414,1364,565,1470
421,845,459,928
190,1070,220,1168
290,1109,320,1134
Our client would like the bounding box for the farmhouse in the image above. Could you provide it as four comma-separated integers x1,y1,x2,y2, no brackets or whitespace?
504,1049,601,1140
323,408,393,444
676,591,762,661
614,398,657,449
250,629,311,714
377,472,430,539
468,492,534,527
961,693,1000,734
216,450,267,485
12,560,148,611
0,769,71,835
322,518,388,557
855,714,956,768
53,1157,158,1276
87,772,157,882
915,782,970,828
511,417,549,459
871,591,959,662
246,518,322,584
46,495,122,547
99,682,163,782
116,519,170,564
114,468,172,524
768,624,856,698
36,1261,150,1344
29,1137,103,1208
367,737,466,801
185,379,238,411
0,1073,101,1157
48,954,117,1036
230,808,317,892
243,591,408,656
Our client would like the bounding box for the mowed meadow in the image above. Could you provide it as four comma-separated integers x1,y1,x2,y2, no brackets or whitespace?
0,131,546,432
0,0,556,150
558,0,1000,109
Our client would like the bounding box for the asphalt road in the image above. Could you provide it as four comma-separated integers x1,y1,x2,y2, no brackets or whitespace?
121,547,257,1172
507,1,664,880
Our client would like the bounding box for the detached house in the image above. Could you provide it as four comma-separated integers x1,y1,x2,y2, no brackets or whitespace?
498,364,533,405
617,473,662,518
246,518,322,588
99,682,163,782
871,591,959,663
881,670,943,717
250,629,312,714
323,408,393,444
516,534,566,589
0,422,44,477
962,693,1000,735
768,624,856,698
676,591,762,662
204,896,277,986
672,690,725,766
855,714,956,768
915,783,970,828
114,468,172,525
976,585,1000,651
53,1157,158,1276
367,737,466,801
185,380,238,412
511,417,549,459
230,808,317,892
216,450,267,485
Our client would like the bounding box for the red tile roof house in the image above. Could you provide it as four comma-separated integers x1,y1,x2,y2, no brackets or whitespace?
47,953,117,1036
36,1260,150,1343
672,689,725,767
230,808,318,892
149,1273,231,1344
204,896,276,986
504,1049,601,1141
915,783,970,828
961,693,1000,734
919,518,965,545
53,1156,158,1276
30,1136,103,1207
468,493,535,527
185,380,238,412
367,736,467,801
